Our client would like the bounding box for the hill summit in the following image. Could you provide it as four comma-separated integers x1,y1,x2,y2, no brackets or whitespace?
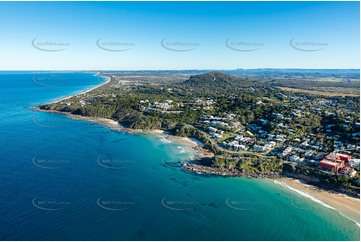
183,71,251,89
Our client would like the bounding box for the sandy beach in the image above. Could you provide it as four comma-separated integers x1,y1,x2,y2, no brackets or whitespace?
148,130,214,157
279,178,360,224
147,129,200,147
67,114,126,131
48,75,111,104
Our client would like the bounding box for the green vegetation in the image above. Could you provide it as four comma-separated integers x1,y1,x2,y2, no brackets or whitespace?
217,133,236,143
283,163,359,195
38,71,360,194
213,154,283,172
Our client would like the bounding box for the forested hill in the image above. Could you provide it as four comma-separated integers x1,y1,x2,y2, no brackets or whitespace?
181,71,255,95
184,71,251,88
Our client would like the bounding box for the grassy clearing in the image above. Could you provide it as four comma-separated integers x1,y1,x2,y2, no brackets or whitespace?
218,133,236,143
277,86,359,97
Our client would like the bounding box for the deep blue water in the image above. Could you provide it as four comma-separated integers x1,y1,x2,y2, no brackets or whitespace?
0,72,359,240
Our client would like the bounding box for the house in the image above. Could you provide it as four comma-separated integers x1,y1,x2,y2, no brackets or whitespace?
253,145,266,152
150,102,172,110
305,150,314,157
212,133,222,139
208,127,217,133
210,121,229,128
350,159,360,168
61,101,71,106
349,170,357,178
234,144,246,150
234,135,243,141
290,155,300,162
300,141,309,148
282,147,292,156
264,141,276,150
227,114,236,120
79,100,86,107
267,134,275,140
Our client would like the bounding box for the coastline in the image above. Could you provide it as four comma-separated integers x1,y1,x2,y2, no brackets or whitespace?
277,178,360,225
48,75,111,104
33,110,360,226
147,130,214,157
34,107,213,158
33,74,360,227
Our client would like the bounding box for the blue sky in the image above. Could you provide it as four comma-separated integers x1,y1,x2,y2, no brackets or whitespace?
0,1,359,70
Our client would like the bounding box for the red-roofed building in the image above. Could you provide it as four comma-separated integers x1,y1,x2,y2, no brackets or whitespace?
319,159,343,172
318,152,351,172
338,154,350,162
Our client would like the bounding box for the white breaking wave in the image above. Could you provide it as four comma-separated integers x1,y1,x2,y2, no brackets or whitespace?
159,136,172,143
176,146,186,153
274,180,335,210
274,180,360,227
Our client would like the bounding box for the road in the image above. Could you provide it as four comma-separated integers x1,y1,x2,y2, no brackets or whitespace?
185,124,269,158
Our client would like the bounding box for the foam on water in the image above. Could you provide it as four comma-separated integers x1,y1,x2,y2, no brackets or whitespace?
274,180,360,227
159,136,172,143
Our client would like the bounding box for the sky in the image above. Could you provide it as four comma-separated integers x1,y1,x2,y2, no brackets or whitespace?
0,1,359,70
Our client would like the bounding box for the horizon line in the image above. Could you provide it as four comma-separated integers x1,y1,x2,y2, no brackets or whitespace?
0,68,359,72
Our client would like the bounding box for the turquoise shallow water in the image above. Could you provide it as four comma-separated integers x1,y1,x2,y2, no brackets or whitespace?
0,72,359,240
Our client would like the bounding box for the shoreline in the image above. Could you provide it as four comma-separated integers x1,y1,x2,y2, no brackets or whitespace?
277,177,360,225
147,130,214,158
33,110,360,226
33,74,360,226
33,107,213,158
48,75,111,104
182,160,360,224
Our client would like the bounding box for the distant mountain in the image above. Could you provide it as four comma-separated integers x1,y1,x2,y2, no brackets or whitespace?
183,71,251,90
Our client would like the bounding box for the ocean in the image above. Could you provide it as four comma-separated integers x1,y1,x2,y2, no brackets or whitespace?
0,72,359,240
